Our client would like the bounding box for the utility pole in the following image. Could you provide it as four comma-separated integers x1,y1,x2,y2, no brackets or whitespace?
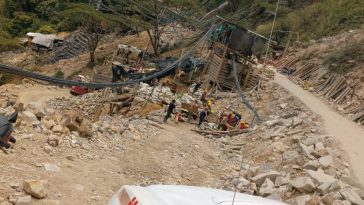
263,0,280,65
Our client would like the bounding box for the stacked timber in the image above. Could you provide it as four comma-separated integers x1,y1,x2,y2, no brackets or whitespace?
290,63,318,82
315,74,353,104
273,54,299,69
352,106,364,125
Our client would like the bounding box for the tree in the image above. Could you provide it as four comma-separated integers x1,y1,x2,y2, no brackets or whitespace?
136,0,200,57
81,17,104,66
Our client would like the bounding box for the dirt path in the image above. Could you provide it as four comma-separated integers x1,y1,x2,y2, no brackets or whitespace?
17,85,70,106
0,120,232,204
275,73,364,188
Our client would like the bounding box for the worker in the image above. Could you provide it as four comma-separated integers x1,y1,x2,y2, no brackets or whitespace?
197,107,208,127
207,98,215,111
163,99,176,123
226,112,237,127
234,112,242,123
201,89,208,103
239,120,249,129
192,80,202,95
217,115,229,131
188,100,199,122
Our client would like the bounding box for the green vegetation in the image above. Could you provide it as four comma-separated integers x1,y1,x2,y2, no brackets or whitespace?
54,69,65,79
324,39,364,73
0,0,362,55
253,0,364,41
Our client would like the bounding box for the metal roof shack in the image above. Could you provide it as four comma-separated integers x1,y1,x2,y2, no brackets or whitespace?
203,17,272,91
26,32,66,51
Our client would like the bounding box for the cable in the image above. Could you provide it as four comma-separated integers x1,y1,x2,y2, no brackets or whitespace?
0,26,215,89
231,152,245,205
232,55,261,123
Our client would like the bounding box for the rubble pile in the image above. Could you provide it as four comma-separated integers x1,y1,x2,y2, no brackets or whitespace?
214,84,364,205
137,83,199,105
137,83,174,103
47,88,113,118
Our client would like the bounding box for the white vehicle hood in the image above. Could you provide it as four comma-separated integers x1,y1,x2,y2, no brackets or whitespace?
108,185,288,205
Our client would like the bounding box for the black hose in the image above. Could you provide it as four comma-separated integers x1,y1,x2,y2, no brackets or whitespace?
232,55,261,123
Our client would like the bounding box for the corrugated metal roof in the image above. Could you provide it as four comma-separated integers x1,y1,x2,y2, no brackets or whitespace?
26,32,65,48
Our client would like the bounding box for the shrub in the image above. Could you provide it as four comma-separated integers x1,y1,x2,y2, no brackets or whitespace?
324,39,364,73
0,37,21,52
54,70,65,79
37,25,56,34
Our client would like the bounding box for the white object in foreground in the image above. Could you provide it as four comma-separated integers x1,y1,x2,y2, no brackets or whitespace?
108,185,288,205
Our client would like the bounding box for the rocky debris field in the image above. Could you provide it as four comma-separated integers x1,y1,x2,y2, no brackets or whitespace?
211,84,364,205
0,77,363,205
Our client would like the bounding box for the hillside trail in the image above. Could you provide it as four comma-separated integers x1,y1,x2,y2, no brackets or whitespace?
275,73,364,188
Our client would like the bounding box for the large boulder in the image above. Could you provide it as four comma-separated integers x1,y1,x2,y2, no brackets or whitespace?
21,111,38,123
15,195,32,205
259,178,276,197
291,177,316,193
299,143,315,160
339,187,363,205
302,160,321,171
301,136,320,146
250,170,281,186
282,150,299,162
23,180,49,199
319,155,334,168
322,192,343,205
306,170,337,185
290,195,311,205
62,111,92,137
26,103,47,119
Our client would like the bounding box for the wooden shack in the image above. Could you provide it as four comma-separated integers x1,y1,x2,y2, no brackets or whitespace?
204,42,260,91
203,19,269,91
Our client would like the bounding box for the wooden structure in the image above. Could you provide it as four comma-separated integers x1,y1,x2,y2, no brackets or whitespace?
204,42,259,91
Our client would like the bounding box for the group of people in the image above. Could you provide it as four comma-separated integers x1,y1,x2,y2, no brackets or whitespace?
163,99,209,128
218,111,249,131
163,80,249,130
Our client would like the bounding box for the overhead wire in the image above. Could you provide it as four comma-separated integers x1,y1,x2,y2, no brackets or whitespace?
0,26,215,89
263,0,280,65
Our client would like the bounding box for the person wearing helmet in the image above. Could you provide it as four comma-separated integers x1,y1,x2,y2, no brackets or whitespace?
200,89,208,103
239,120,249,129
207,98,214,111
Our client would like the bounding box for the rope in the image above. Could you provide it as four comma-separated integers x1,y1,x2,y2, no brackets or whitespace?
263,0,280,65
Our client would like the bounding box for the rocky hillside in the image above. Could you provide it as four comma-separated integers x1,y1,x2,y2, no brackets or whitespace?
0,67,363,204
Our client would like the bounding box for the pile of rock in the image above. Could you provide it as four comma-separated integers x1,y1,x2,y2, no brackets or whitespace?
215,86,364,205
137,83,174,104
0,179,52,205
0,84,20,109
47,88,113,118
